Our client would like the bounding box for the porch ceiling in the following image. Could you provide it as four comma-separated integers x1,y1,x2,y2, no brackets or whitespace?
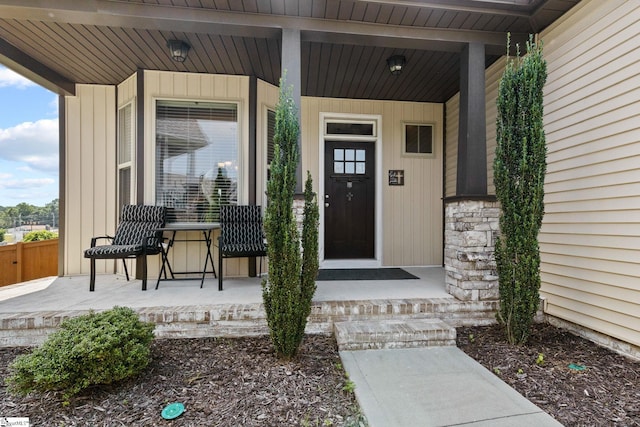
0,0,578,101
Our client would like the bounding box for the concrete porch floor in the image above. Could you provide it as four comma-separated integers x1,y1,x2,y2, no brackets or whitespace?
0,266,451,313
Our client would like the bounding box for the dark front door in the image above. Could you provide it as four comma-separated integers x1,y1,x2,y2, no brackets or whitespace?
324,141,375,259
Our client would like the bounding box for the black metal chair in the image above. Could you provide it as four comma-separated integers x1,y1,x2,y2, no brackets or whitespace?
84,205,167,291
218,205,267,291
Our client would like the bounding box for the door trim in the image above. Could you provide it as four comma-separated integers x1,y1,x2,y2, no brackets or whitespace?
319,112,383,268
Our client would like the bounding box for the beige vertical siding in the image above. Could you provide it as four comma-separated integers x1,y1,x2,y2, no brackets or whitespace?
539,0,640,347
117,73,136,108
143,71,250,278
444,94,459,198
301,97,444,266
444,56,505,197
65,85,117,275
256,79,280,207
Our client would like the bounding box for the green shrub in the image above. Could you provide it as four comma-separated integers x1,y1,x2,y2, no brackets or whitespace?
0,228,5,242
6,306,154,401
262,76,319,359
22,230,58,242
494,36,547,345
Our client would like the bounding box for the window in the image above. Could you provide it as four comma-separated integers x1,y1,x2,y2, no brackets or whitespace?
117,103,134,215
266,108,276,180
326,122,374,136
333,148,366,175
155,100,238,223
404,124,434,156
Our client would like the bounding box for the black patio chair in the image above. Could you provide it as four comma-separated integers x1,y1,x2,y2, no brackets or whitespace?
218,205,267,291
84,205,167,291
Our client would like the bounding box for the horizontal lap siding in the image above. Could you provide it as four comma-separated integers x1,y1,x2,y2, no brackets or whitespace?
539,0,640,346
484,57,505,196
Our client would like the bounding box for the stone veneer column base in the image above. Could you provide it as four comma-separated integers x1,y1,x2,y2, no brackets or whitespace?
445,199,500,301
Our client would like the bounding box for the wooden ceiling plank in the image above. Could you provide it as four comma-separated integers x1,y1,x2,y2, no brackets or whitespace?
349,1,367,21
298,0,312,17
34,21,107,84
233,36,257,77
337,2,354,21
388,6,409,25
220,35,246,75
315,42,333,96
243,37,265,79
327,43,350,98
240,0,258,13
0,2,521,48
199,34,227,73
0,36,75,95
304,42,321,97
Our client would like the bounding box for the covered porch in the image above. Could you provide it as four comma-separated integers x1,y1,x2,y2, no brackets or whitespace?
0,267,498,347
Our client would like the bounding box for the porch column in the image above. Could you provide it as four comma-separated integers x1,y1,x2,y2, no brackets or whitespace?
445,42,498,301
456,42,486,196
281,28,303,193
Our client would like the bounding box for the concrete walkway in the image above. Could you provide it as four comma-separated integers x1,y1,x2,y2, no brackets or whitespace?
0,269,562,426
341,347,563,427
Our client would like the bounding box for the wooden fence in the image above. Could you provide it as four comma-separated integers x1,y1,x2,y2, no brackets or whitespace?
0,239,59,287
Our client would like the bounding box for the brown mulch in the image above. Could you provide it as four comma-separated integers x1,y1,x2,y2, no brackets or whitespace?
0,335,366,426
2,324,639,426
458,323,640,426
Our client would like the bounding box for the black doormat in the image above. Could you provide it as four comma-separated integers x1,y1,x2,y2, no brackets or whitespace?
316,268,418,281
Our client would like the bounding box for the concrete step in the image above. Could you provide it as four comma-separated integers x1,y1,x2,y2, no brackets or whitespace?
334,318,457,351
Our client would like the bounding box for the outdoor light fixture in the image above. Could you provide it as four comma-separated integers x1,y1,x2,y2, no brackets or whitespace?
387,55,406,75
167,39,190,62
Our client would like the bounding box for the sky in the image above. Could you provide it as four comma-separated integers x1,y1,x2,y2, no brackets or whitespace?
0,65,59,207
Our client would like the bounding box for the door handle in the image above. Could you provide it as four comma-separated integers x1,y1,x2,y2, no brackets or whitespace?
325,203,330,208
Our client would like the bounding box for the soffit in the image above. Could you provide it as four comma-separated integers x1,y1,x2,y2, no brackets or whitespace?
0,0,579,102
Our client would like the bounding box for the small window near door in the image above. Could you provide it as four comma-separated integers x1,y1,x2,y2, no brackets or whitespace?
404,123,434,157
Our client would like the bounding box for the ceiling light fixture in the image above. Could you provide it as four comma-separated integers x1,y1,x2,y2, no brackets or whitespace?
167,39,191,62
387,55,406,75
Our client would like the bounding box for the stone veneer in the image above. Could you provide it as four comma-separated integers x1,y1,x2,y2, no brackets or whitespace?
445,199,500,301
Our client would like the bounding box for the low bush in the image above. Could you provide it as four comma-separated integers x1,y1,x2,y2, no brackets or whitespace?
6,306,155,401
22,230,58,241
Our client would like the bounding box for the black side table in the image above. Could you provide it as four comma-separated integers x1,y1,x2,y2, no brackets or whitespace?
155,222,220,289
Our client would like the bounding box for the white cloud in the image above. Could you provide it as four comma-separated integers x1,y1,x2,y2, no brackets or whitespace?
0,119,58,173
0,66,35,89
0,177,55,189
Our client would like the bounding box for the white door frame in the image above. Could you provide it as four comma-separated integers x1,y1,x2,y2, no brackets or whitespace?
318,112,383,268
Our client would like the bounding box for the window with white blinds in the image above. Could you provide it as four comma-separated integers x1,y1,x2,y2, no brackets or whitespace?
266,108,276,180
155,100,238,223
117,103,134,214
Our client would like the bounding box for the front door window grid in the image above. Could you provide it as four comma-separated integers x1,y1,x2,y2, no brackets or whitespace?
333,148,366,175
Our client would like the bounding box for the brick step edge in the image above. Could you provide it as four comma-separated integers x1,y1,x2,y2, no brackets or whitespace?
334,319,457,351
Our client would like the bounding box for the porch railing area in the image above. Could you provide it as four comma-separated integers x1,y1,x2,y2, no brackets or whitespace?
0,239,59,287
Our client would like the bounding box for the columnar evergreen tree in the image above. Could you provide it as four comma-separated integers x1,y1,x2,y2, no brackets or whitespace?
494,36,547,345
262,77,319,359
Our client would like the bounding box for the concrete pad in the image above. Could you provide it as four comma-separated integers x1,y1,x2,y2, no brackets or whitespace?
339,347,563,427
0,266,451,313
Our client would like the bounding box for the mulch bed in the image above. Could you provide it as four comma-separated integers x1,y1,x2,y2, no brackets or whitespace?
2,324,639,426
0,335,366,426
457,323,640,426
